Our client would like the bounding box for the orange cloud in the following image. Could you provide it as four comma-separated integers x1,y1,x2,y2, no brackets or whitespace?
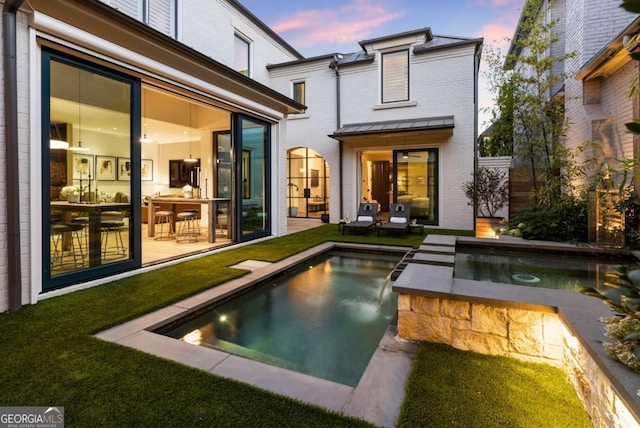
479,23,515,46
271,1,405,49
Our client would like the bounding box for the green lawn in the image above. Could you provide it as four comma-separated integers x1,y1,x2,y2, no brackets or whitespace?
0,225,590,427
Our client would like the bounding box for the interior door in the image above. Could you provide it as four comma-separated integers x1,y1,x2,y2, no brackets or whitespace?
371,161,390,211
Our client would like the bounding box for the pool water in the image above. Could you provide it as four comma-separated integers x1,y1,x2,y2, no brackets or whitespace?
161,251,400,386
454,246,638,291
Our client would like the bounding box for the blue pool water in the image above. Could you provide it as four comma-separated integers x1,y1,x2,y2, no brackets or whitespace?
161,251,401,386
454,246,638,290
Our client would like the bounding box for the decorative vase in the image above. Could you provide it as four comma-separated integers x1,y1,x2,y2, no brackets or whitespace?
67,195,79,203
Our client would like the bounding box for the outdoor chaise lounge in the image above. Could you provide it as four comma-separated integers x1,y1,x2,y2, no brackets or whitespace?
343,203,378,235
377,203,411,236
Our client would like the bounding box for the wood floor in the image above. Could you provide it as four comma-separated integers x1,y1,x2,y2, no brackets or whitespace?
50,218,324,276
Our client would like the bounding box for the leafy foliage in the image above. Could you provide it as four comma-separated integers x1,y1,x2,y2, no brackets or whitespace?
462,166,509,218
482,0,582,206
580,265,640,373
509,194,588,241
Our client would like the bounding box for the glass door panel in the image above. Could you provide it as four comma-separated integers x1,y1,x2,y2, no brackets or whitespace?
394,149,438,224
236,116,270,240
44,51,138,290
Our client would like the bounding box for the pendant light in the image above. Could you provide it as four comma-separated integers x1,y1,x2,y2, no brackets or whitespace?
184,103,197,162
140,87,154,143
68,68,89,152
49,123,69,149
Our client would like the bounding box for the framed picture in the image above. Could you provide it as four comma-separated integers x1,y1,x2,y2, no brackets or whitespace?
95,155,116,181
72,154,94,180
310,169,319,187
117,157,131,181
141,159,153,181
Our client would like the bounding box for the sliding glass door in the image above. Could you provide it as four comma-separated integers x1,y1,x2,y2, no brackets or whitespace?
394,149,438,224
42,49,140,291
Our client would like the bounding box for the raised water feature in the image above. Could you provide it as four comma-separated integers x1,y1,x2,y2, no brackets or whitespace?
159,251,401,386
454,244,638,290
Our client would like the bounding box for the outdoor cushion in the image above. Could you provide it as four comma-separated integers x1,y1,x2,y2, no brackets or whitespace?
357,215,374,222
389,216,406,224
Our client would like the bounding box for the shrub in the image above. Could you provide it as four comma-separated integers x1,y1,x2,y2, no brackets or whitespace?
580,265,640,373
508,195,588,242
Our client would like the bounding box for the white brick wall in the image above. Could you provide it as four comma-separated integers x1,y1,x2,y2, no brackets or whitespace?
0,6,31,311
270,42,478,230
180,0,299,86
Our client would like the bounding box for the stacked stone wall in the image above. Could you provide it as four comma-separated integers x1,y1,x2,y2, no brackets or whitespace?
398,294,639,427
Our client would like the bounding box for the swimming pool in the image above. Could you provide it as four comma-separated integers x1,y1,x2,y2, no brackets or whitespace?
159,250,401,386
453,244,638,290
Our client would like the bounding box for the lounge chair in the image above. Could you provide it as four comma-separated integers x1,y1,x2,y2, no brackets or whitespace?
377,203,411,236
343,203,378,235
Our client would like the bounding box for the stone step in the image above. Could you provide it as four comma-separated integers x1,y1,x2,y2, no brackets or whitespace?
409,252,455,267
417,244,455,255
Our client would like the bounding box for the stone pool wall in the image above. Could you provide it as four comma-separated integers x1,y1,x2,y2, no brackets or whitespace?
398,296,564,366
397,295,637,427
392,235,640,428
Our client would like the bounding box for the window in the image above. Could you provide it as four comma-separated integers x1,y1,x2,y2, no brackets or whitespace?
235,34,251,76
292,81,305,105
381,50,409,103
102,0,177,38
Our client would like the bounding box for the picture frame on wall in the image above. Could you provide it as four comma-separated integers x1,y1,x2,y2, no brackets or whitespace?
95,155,116,181
310,169,319,187
141,159,153,181
72,154,94,180
117,157,131,181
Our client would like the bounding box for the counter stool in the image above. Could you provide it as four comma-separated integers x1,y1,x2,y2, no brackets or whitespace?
183,209,200,236
71,216,90,250
101,220,127,259
155,210,175,240
176,211,198,243
51,223,85,269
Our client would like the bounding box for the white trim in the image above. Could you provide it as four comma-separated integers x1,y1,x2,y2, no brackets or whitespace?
29,25,43,304
373,100,417,110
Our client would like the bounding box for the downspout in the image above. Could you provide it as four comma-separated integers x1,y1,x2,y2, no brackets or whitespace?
3,0,26,312
331,55,343,218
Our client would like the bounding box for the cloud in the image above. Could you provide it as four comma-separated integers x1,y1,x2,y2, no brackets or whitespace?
478,23,515,46
271,0,405,50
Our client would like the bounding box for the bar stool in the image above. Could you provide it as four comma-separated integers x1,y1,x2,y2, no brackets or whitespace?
101,217,127,260
176,211,198,243
51,223,85,269
155,210,175,240
183,209,200,236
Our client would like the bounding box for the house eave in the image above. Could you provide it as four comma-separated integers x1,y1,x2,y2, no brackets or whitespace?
30,0,306,115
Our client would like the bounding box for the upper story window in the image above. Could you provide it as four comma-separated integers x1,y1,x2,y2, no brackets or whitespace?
102,0,177,38
381,50,409,103
235,33,251,77
292,81,305,105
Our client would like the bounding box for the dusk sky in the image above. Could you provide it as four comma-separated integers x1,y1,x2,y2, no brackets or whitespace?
238,0,527,131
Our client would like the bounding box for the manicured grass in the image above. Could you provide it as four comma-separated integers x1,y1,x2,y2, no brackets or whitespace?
397,342,592,428
1,225,589,427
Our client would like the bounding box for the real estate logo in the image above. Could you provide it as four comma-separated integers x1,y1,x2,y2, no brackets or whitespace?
0,407,64,428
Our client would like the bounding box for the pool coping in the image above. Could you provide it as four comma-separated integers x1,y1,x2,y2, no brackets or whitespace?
392,235,640,422
95,242,415,427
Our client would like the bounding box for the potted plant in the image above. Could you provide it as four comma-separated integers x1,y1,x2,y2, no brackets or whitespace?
462,166,509,237
288,182,298,217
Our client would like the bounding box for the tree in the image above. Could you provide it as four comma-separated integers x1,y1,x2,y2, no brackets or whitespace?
483,0,582,206
462,167,509,218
